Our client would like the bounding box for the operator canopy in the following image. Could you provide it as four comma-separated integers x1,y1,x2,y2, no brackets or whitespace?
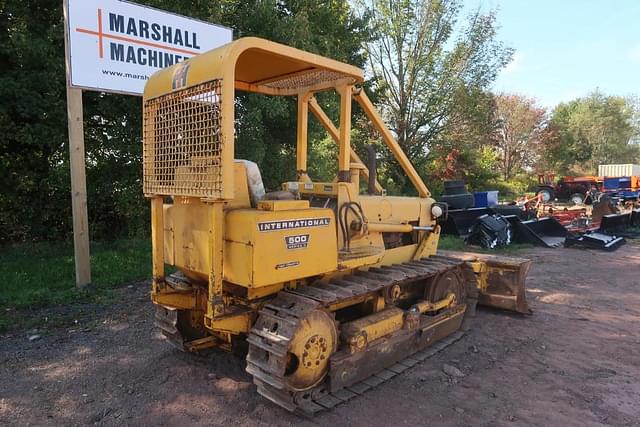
144,37,365,99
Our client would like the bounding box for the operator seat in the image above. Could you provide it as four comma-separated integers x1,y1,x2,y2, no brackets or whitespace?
234,159,294,207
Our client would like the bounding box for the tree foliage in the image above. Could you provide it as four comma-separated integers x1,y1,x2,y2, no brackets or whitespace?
425,88,500,193
493,94,546,180
0,0,69,241
543,92,640,174
358,0,513,193
626,95,640,146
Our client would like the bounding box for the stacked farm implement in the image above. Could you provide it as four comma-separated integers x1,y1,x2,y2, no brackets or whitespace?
438,181,634,251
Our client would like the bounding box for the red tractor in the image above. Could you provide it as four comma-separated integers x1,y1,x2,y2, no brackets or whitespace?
536,172,602,205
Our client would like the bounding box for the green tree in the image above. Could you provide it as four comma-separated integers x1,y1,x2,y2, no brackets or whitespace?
357,0,513,194
426,88,500,193
213,0,370,189
0,0,69,241
544,91,639,174
493,94,547,180
627,95,640,146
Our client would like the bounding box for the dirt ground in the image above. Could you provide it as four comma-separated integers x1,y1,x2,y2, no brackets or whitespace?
1,242,639,427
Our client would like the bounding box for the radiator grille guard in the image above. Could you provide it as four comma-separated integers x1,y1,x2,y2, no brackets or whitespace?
143,80,224,198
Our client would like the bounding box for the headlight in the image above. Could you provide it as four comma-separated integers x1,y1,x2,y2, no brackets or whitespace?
431,204,443,218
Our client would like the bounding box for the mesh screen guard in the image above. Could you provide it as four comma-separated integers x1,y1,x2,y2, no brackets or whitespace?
143,80,224,198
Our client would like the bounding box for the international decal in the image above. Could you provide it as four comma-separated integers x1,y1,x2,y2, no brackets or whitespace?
257,217,330,232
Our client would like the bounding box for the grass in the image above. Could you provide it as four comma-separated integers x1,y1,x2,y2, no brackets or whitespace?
0,238,151,332
438,235,533,253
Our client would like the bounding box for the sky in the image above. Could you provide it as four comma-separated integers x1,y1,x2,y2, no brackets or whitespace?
464,0,640,107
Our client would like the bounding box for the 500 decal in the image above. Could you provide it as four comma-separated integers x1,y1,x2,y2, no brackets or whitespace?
257,217,330,232
285,234,310,250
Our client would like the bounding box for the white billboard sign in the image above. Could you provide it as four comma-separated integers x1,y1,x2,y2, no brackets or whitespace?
65,0,232,95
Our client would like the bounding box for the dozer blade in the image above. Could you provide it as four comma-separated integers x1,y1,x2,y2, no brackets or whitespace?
438,251,532,314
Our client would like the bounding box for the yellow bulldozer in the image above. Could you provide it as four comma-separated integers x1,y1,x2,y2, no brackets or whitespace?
142,37,531,414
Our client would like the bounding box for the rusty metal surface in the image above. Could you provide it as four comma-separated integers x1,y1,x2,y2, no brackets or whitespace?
438,251,532,314
330,306,465,392
481,260,531,314
245,256,471,414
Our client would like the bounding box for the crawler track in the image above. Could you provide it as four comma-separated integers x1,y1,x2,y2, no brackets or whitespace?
154,307,187,351
246,255,474,414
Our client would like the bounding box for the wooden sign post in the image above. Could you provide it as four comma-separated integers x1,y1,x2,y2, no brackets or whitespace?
64,0,91,287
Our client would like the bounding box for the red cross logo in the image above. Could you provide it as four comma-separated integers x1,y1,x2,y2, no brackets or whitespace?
75,8,198,58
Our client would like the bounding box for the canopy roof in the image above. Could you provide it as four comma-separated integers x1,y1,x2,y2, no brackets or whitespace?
144,37,364,99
